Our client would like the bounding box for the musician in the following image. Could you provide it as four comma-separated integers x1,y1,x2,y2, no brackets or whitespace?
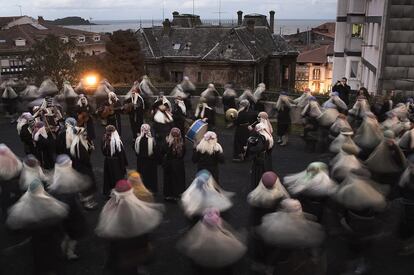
192,131,225,183
195,97,215,130
76,94,96,141
101,125,128,197
124,87,145,139
139,75,157,97
33,96,64,136
32,121,55,170
172,95,187,135
322,91,348,113
100,92,122,135
233,100,257,161
17,112,35,155
245,123,274,190
135,124,158,194
152,96,174,149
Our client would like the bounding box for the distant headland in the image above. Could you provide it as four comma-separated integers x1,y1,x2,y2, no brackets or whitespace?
47,16,96,25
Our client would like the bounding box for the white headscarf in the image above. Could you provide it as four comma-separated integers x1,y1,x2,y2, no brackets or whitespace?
108,92,119,105
253,83,266,101
0,144,22,181
135,124,154,156
109,129,123,157
196,131,223,155
77,94,88,107
255,123,274,149
70,127,90,158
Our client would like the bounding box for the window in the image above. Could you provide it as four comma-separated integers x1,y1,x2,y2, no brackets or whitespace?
93,35,100,42
172,43,181,50
60,36,69,43
350,61,359,78
352,24,363,38
15,38,26,47
197,72,202,83
313,68,321,80
296,71,308,81
284,66,289,81
184,42,191,50
78,36,86,43
171,71,183,83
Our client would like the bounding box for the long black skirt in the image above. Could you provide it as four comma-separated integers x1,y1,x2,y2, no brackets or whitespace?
163,158,186,197
103,157,127,196
137,156,158,193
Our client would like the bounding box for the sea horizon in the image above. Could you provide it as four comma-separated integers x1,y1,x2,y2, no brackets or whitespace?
66,18,334,36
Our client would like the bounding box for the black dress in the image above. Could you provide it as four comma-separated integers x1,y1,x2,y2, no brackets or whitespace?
222,95,237,114
102,141,128,196
72,142,97,199
277,105,291,137
52,192,87,240
55,128,70,156
233,110,257,159
105,235,152,275
136,137,158,193
195,106,216,130
105,101,123,135
245,134,272,190
19,124,34,155
153,119,174,150
124,97,144,139
172,104,187,135
192,149,224,183
162,144,186,198
76,105,96,141
34,134,55,170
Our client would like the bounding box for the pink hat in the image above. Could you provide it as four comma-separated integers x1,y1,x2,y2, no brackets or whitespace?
115,180,132,193
202,208,221,227
261,171,278,189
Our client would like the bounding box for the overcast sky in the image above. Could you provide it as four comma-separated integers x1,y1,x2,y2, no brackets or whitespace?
1,0,336,20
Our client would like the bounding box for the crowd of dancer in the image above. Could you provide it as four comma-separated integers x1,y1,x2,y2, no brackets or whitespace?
1,75,414,275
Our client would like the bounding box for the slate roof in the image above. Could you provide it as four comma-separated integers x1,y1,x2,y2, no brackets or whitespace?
137,25,298,63
0,16,23,29
297,44,334,64
0,20,107,54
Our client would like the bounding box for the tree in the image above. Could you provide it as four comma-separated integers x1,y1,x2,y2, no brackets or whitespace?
24,34,77,86
103,30,144,84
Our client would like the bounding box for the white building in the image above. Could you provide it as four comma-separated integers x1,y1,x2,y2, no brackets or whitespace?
333,0,414,95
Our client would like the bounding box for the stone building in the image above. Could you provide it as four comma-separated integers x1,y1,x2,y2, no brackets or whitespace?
333,0,414,94
136,11,298,91
0,16,107,80
296,44,334,94
286,22,335,52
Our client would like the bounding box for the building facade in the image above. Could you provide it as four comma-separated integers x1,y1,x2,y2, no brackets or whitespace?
136,11,298,91
333,0,414,95
0,16,107,80
296,44,334,94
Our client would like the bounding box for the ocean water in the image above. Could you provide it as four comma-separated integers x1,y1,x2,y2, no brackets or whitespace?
65,19,333,35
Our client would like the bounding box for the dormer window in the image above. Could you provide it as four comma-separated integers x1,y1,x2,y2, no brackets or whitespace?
15,38,26,47
184,42,191,50
93,35,100,42
60,36,69,43
78,35,86,43
172,43,181,50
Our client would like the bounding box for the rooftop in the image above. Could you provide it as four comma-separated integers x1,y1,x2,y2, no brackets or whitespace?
297,44,334,64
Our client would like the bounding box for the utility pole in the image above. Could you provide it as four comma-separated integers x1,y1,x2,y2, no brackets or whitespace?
162,0,165,21
193,0,195,15
89,17,93,32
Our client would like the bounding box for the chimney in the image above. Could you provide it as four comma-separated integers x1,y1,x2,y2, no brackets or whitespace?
269,11,275,33
163,19,171,35
297,28,300,34
246,19,255,32
38,16,45,24
237,11,243,26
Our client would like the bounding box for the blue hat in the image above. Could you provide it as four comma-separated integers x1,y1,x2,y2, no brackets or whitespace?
56,154,71,165
309,96,317,101
331,92,339,97
407,98,414,104
29,179,42,192
280,91,287,96
65,117,77,127
408,154,414,164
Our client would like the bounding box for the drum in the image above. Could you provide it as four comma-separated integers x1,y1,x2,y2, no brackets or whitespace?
186,119,208,144
225,108,238,122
